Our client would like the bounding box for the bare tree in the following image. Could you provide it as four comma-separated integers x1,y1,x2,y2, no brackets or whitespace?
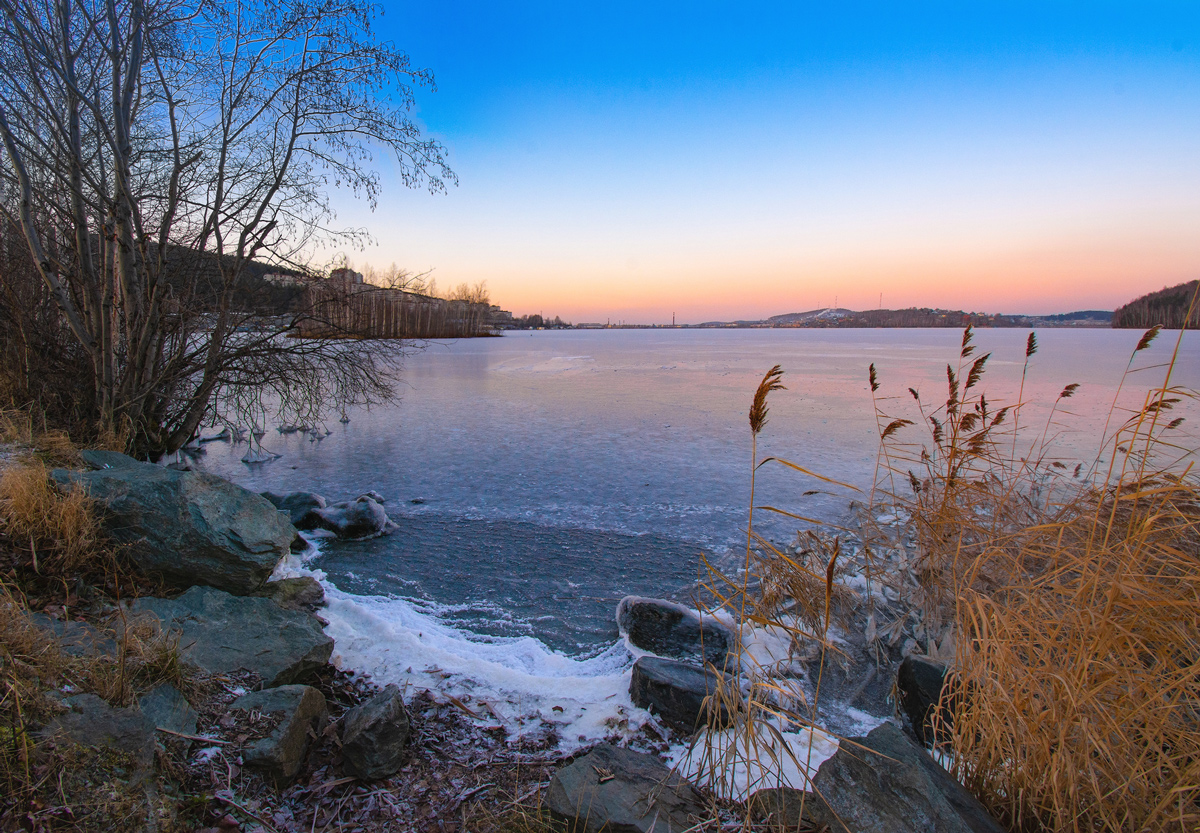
0,0,453,458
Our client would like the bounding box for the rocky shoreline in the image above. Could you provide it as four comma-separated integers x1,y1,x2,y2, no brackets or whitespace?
4,449,1006,832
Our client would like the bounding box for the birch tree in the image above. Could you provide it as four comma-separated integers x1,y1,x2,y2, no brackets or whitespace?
0,0,453,458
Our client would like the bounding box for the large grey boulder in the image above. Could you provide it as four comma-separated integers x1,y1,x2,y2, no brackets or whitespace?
232,685,327,786
546,744,707,833
617,596,734,668
55,451,295,594
341,684,410,780
131,586,333,687
810,722,1006,833
39,693,156,776
630,656,731,734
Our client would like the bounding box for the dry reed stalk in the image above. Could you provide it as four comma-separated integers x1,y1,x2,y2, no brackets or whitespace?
688,367,861,830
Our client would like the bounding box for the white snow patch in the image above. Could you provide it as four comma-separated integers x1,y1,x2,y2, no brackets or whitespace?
667,723,841,801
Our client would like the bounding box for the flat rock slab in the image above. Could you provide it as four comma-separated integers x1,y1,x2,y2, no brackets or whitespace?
546,744,707,833
29,613,117,657
341,684,410,780
233,685,327,786
630,656,730,734
617,596,734,668
131,586,333,687
56,451,295,594
39,693,156,776
810,722,1006,833
138,683,199,736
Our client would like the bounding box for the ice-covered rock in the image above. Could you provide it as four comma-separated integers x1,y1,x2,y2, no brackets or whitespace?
616,596,734,668
314,494,396,539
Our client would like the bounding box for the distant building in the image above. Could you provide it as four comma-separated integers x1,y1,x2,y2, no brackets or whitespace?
329,267,364,285
263,272,306,287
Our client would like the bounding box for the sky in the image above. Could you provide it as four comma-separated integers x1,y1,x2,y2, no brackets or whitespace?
331,2,1200,324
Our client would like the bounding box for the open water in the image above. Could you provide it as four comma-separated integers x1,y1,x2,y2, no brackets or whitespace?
197,327,1199,743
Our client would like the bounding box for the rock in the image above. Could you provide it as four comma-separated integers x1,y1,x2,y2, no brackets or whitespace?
616,596,734,668
79,449,142,469
232,685,327,786
340,684,410,780
314,494,395,539
809,722,1006,833
54,454,296,594
747,788,820,829
138,683,199,736
261,490,327,527
629,656,731,734
39,693,156,776
29,613,117,657
897,655,952,747
254,576,325,610
131,586,333,687
546,744,707,833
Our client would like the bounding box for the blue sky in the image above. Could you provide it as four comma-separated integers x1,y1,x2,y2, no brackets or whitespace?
333,2,1200,323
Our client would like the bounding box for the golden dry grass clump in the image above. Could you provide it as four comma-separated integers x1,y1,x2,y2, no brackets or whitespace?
947,473,1200,832
0,586,190,821
868,321,1200,832
0,460,104,577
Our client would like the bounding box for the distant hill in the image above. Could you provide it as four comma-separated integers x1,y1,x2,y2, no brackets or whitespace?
688,306,1115,329
1112,281,1200,329
1029,310,1112,324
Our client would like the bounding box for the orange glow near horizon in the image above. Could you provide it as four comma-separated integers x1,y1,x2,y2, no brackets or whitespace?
380,220,1200,324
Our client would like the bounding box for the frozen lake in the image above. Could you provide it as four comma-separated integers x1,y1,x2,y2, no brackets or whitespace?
196,327,1198,740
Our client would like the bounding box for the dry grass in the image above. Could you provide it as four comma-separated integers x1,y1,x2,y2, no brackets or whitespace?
0,408,86,467
867,318,1200,831
698,311,1199,832
0,460,105,577
1,585,190,827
